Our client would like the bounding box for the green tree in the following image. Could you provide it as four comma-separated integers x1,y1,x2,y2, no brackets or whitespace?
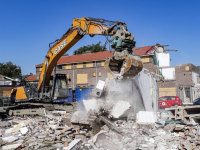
0,61,22,79
73,42,106,55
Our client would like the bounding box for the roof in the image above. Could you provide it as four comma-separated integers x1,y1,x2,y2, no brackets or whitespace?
36,50,114,67
25,75,36,81
132,46,155,55
0,74,15,81
36,46,156,67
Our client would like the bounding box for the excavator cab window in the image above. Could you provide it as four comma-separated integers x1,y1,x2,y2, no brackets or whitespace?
49,74,68,89
57,78,67,89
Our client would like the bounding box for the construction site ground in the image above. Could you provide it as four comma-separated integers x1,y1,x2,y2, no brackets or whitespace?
1,101,200,150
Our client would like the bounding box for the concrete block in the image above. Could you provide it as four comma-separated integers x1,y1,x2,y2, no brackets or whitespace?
93,80,105,97
110,101,131,118
136,111,156,126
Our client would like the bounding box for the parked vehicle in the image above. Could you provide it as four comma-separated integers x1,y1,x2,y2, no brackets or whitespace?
193,98,200,105
158,96,183,108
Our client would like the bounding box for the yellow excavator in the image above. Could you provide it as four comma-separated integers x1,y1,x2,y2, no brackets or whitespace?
8,17,143,116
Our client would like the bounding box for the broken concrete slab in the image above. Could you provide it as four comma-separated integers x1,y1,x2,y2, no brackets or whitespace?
2,136,18,143
83,99,101,112
63,139,83,150
110,100,131,118
2,143,22,150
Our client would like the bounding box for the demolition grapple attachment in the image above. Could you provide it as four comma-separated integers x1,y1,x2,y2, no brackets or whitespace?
104,22,143,79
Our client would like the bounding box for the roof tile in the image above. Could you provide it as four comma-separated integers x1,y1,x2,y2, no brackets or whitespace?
25,75,36,81
36,46,154,67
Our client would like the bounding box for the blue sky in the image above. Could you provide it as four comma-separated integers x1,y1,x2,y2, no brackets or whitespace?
0,0,200,75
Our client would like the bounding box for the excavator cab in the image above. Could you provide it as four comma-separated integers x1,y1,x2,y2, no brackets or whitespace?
49,74,69,100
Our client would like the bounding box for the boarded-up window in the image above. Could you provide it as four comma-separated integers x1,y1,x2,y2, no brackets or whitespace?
93,72,96,77
107,73,114,78
65,64,71,69
77,74,88,84
99,72,102,77
185,66,189,71
141,56,150,63
159,87,176,97
101,61,105,66
3,91,11,97
77,63,83,68
86,62,93,67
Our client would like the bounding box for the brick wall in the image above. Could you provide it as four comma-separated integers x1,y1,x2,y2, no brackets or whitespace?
36,60,108,89
175,63,197,87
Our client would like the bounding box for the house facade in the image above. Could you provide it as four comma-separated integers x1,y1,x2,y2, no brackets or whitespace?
32,44,199,103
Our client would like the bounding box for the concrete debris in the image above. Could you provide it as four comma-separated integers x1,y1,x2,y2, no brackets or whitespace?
1,101,200,150
20,127,28,135
136,111,157,126
92,80,105,97
2,143,22,150
63,139,83,150
110,100,131,118
2,136,18,143
83,99,100,112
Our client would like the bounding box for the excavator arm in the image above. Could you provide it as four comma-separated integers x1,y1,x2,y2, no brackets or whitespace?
11,17,143,103
38,17,117,91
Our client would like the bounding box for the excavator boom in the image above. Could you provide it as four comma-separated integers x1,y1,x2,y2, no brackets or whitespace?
11,17,143,103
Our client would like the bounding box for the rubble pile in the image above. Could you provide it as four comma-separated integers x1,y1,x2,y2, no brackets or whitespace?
0,111,93,150
1,104,200,149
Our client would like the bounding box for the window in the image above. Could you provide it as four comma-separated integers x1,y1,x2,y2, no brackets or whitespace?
86,62,93,67
77,74,88,84
185,66,189,71
65,64,71,69
93,72,96,77
101,61,105,66
141,56,150,63
77,63,83,68
99,72,101,77
170,97,176,100
159,97,168,101
57,65,62,69
39,67,42,71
